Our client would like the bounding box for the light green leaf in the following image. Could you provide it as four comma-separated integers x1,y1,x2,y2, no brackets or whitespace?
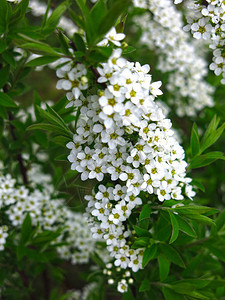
26,56,59,67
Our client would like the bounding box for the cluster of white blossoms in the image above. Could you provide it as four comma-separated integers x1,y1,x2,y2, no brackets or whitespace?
133,0,214,117
0,170,95,264
182,0,225,84
63,47,195,280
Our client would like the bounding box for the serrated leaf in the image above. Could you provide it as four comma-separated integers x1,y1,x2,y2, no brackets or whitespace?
142,244,157,267
168,212,179,244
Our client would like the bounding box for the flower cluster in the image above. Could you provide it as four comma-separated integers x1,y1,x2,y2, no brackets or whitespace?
182,0,225,84
103,262,134,293
56,59,89,108
133,0,214,117
0,170,95,264
63,48,195,277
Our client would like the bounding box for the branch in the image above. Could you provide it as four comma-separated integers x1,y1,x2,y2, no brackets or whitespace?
8,112,29,186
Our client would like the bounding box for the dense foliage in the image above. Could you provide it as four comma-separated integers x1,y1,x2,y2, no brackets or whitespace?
0,0,225,299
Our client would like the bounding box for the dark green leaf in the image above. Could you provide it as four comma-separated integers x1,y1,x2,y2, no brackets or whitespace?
90,0,107,29
98,0,129,39
159,243,185,268
73,33,86,52
42,1,70,34
21,213,32,244
142,244,157,267
200,123,225,153
191,123,200,157
0,91,17,108
158,254,170,281
0,0,8,34
133,225,151,237
168,212,179,244
176,215,197,238
189,151,225,169
0,65,10,89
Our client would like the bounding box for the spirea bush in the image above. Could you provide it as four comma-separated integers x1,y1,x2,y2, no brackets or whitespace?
0,0,225,299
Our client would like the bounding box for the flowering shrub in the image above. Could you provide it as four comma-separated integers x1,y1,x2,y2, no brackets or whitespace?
0,0,225,299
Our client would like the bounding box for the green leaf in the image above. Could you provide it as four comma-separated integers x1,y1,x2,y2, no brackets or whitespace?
20,42,62,56
97,0,129,39
21,213,32,244
52,136,71,146
158,254,170,281
139,203,151,229
184,214,215,226
0,0,8,34
75,0,96,46
26,56,59,67
191,123,200,157
139,279,150,292
133,225,151,237
170,282,196,294
189,152,225,169
159,244,185,268
0,65,10,89
200,122,225,153
176,215,197,238
215,210,225,231
90,0,107,30
172,205,218,215
73,33,86,53
132,237,149,248
42,1,70,34
9,0,29,26
207,246,225,262
168,212,179,244
0,91,17,108
27,123,71,137
162,287,183,300
201,115,220,146
142,244,157,267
